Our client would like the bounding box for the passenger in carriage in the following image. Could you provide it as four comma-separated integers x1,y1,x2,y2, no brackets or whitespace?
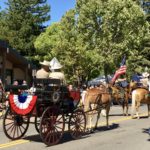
49,57,65,83
36,60,50,79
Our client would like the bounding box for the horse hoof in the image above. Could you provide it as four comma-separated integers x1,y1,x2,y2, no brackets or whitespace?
90,129,95,133
86,129,94,134
94,127,98,130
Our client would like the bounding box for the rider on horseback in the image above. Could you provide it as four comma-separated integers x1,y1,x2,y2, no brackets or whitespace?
115,74,128,88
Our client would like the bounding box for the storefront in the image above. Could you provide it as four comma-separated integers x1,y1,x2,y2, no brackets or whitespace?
0,40,33,87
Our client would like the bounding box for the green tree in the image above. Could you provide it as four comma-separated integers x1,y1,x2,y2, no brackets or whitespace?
1,0,50,58
35,0,149,83
76,0,149,78
34,22,61,61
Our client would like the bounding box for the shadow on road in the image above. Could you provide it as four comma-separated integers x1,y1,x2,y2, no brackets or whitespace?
22,124,119,146
109,114,130,117
92,123,120,133
23,131,90,146
142,128,150,141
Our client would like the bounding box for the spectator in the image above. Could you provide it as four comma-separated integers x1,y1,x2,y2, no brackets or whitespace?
13,80,18,85
81,85,87,105
68,84,73,91
22,80,27,85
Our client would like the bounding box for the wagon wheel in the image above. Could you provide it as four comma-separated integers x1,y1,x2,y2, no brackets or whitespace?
39,106,65,146
35,116,40,133
3,107,30,140
68,109,86,139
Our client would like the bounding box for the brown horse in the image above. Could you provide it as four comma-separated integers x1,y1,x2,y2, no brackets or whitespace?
84,84,111,131
130,81,150,119
108,83,130,116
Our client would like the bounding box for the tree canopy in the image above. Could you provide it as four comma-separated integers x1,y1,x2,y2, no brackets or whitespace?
0,0,149,84
0,0,50,58
34,0,149,84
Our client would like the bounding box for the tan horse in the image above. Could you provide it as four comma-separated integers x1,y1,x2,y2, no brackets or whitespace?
130,81,150,119
84,84,111,131
108,83,130,116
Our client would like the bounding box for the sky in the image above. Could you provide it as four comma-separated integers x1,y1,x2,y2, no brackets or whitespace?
0,0,76,26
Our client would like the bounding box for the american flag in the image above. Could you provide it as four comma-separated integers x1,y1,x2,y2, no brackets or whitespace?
111,56,127,83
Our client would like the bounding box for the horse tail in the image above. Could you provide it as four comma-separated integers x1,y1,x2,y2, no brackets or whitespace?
131,90,136,118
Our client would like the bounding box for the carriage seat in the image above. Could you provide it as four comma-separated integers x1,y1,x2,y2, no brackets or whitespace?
5,85,28,94
33,78,62,87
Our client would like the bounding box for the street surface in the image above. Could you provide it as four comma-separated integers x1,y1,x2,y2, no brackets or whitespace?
0,104,150,150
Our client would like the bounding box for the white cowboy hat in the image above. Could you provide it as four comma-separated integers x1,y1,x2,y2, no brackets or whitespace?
50,57,62,70
40,60,50,66
142,72,149,78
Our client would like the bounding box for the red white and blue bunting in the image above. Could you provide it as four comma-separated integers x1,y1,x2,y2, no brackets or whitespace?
9,94,37,115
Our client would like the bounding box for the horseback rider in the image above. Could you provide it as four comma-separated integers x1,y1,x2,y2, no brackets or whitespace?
148,75,150,92
115,74,128,88
140,71,149,88
131,71,142,86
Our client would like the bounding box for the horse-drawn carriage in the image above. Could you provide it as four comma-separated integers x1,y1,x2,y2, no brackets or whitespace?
3,78,86,146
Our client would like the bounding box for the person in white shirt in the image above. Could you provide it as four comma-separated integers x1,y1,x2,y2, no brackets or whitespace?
49,57,65,83
140,72,149,88
148,75,150,91
81,85,87,105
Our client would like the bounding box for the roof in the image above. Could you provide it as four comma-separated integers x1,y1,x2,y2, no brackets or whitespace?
0,40,34,69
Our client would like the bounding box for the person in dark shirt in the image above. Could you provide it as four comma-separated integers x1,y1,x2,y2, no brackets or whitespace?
131,72,142,86
115,74,128,88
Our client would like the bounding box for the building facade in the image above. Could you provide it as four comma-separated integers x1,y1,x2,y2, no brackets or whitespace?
0,40,33,87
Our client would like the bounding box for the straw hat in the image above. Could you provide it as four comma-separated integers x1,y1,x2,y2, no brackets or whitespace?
50,57,62,70
40,60,50,66
142,72,149,78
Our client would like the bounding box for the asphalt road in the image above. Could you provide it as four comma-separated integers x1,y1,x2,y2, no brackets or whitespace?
0,104,150,150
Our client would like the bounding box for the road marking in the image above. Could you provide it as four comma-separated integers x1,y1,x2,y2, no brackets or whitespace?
98,113,147,126
87,113,147,128
0,140,30,149
0,113,148,149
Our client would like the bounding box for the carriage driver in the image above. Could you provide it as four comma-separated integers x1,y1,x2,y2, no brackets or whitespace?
36,60,50,79
49,57,65,83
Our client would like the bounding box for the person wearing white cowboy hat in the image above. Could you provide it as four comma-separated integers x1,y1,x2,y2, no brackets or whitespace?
36,60,50,79
142,72,149,78
140,72,149,88
49,57,65,82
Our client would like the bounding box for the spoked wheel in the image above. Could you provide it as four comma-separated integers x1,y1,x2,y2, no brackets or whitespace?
39,106,65,146
68,109,86,139
35,116,40,133
3,108,30,140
